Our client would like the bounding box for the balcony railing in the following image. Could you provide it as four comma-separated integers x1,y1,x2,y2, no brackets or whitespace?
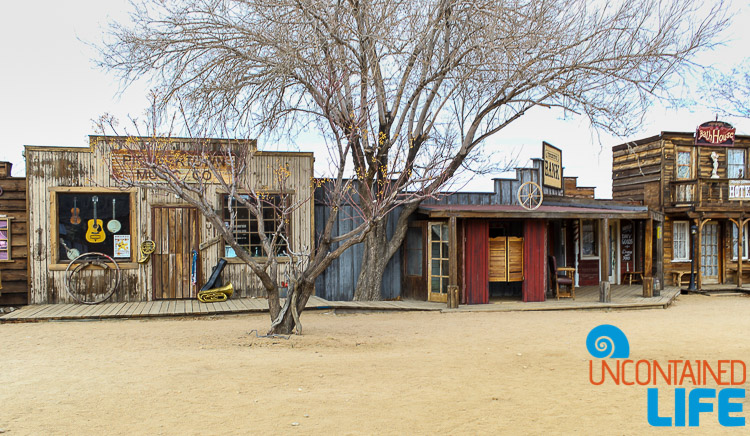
669,178,735,207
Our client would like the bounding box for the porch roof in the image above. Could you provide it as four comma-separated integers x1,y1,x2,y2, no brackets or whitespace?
418,203,653,220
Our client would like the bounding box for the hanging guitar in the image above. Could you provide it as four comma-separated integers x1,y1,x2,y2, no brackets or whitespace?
70,197,81,225
59,238,80,260
107,198,121,233
85,196,106,243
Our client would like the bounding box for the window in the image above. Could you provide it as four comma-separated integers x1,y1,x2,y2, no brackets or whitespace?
0,217,12,261
223,194,288,257
581,219,598,258
672,221,690,261
56,193,133,263
731,222,749,260
676,150,694,201
728,149,745,179
676,151,692,179
405,226,423,276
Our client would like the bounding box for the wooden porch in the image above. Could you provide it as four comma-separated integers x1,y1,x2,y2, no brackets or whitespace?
0,285,682,322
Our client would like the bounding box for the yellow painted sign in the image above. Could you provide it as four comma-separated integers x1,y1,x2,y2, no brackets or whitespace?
111,149,235,183
543,142,563,189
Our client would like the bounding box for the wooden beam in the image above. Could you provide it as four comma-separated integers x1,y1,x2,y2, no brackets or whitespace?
643,219,653,297
600,218,610,282
448,216,458,308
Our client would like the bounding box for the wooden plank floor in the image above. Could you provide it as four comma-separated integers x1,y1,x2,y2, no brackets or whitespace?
0,285,683,323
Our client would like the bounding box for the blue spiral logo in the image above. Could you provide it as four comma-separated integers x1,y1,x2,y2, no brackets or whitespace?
586,324,630,358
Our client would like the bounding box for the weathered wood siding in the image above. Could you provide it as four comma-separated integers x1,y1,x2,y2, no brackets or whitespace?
612,135,663,205
0,162,28,306
25,139,314,304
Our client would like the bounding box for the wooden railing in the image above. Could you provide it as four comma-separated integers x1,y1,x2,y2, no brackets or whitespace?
669,178,732,207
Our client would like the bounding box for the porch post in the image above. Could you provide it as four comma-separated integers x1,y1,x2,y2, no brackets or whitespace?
599,218,611,302
447,215,459,308
696,218,703,290
643,218,654,297
738,215,743,288
655,220,664,295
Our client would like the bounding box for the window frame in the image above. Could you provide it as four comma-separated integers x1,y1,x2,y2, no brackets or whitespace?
676,150,693,180
49,187,138,270
221,192,292,261
672,221,690,262
0,216,13,262
730,222,749,261
728,149,746,180
580,219,599,259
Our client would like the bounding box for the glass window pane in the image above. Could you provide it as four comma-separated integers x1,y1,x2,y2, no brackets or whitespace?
431,225,440,241
432,259,441,275
406,227,422,250
441,224,449,241
432,242,440,258
431,277,440,292
442,260,449,275
406,250,422,276
442,242,449,258
0,251,7,260
441,278,448,294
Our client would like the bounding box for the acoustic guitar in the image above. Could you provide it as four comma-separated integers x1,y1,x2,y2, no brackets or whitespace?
70,197,81,225
85,196,106,243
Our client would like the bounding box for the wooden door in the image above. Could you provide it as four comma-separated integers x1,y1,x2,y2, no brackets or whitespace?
489,236,524,282
428,222,449,302
701,222,719,284
152,206,201,299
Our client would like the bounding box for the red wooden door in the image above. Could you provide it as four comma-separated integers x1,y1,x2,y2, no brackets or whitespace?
522,220,547,302
152,206,201,299
464,220,489,304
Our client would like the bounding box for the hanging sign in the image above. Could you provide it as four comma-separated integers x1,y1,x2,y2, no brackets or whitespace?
542,141,563,189
695,121,736,146
729,180,750,200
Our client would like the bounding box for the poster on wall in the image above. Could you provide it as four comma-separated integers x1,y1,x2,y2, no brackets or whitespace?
542,141,563,189
621,221,634,271
114,235,131,258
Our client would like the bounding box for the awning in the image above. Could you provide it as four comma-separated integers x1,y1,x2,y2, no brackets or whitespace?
418,203,656,220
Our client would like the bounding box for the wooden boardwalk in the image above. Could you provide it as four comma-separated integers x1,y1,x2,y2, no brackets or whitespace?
0,285,683,323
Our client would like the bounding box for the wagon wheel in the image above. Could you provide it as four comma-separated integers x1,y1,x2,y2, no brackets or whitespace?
64,252,121,305
517,181,543,211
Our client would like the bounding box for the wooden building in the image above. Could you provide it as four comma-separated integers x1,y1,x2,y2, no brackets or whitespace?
316,151,661,304
25,137,313,304
613,122,750,289
0,162,28,306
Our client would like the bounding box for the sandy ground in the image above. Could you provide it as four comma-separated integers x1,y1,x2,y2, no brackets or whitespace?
1,294,749,435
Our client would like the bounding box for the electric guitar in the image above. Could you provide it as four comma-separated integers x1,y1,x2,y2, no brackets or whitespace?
85,196,106,243
70,197,81,225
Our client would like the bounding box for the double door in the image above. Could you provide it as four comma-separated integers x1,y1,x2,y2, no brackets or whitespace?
701,222,719,284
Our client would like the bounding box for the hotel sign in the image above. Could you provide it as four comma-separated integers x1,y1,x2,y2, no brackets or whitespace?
543,141,562,189
729,180,750,200
695,121,736,146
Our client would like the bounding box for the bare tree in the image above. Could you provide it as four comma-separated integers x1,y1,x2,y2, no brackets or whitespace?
703,59,750,119
99,0,728,300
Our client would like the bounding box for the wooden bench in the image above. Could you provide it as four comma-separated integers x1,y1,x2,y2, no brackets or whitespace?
671,270,691,287
622,271,642,285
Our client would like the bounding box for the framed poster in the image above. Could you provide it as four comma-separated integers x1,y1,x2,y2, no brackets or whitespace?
114,234,131,258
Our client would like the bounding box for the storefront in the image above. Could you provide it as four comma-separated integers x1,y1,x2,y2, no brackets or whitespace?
25,136,314,304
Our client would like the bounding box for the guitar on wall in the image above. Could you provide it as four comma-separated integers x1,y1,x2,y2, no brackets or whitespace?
107,199,121,233
70,197,81,225
85,196,106,243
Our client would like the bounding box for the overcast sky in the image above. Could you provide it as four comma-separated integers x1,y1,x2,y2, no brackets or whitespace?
1,1,748,198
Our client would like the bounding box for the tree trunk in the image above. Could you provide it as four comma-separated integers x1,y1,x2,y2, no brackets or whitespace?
353,222,390,300
267,280,314,335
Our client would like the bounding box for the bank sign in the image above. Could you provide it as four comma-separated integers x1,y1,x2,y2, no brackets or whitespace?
543,142,562,189
729,180,750,200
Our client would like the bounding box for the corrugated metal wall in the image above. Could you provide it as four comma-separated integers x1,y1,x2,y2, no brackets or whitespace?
522,220,547,302
464,220,489,304
313,185,402,301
